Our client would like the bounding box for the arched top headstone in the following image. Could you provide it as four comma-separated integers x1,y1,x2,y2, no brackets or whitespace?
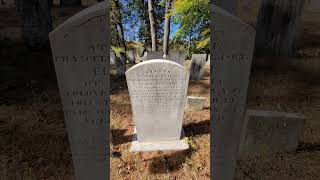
126,59,189,149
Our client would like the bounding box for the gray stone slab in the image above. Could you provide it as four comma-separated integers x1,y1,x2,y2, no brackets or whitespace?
49,2,109,180
146,51,163,60
126,59,190,151
211,4,256,180
186,96,206,110
166,51,186,65
239,110,305,153
190,54,208,80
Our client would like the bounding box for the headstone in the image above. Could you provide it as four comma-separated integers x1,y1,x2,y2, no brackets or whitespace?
110,50,115,65
126,50,135,64
146,51,163,60
211,5,255,180
126,59,190,152
49,2,109,180
167,51,186,66
190,54,207,80
238,110,305,153
186,96,206,110
116,52,126,76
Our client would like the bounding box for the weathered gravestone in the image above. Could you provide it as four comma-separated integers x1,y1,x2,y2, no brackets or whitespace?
190,54,208,80
186,96,206,110
126,59,190,151
126,50,135,64
49,2,109,180
110,49,115,65
211,5,255,180
166,51,186,65
238,110,305,153
146,51,163,60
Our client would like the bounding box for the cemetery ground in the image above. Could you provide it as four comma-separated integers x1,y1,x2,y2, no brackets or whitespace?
0,3,319,180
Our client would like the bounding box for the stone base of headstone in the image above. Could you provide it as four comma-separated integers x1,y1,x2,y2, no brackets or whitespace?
130,127,189,152
186,96,206,110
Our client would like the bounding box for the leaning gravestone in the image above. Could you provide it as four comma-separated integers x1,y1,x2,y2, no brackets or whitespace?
190,54,207,80
49,2,109,180
126,59,189,151
166,51,186,66
211,5,255,180
146,51,163,60
238,110,305,153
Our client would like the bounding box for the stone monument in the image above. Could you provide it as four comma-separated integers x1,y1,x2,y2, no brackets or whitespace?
211,4,256,180
49,2,109,180
126,59,190,152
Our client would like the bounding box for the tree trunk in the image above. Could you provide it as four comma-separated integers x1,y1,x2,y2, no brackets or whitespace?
148,0,157,51
214,0,238,15
114,0,126,52
60,0,81,6
163,0,172,58
15,0,53,49
255,0,305,56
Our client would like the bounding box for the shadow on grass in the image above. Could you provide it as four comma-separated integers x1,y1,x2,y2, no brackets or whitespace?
184,120,210,137
148,148,194,174
111,129,133,146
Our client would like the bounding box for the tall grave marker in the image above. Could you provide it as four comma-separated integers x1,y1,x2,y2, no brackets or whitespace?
126,60,189,151
49,2,109,180
211,5,255,180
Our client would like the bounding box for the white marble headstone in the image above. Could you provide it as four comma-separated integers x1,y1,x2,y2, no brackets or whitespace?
49,2,109,180
126,59,189,151
211,5,255,180
190,54,207,80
